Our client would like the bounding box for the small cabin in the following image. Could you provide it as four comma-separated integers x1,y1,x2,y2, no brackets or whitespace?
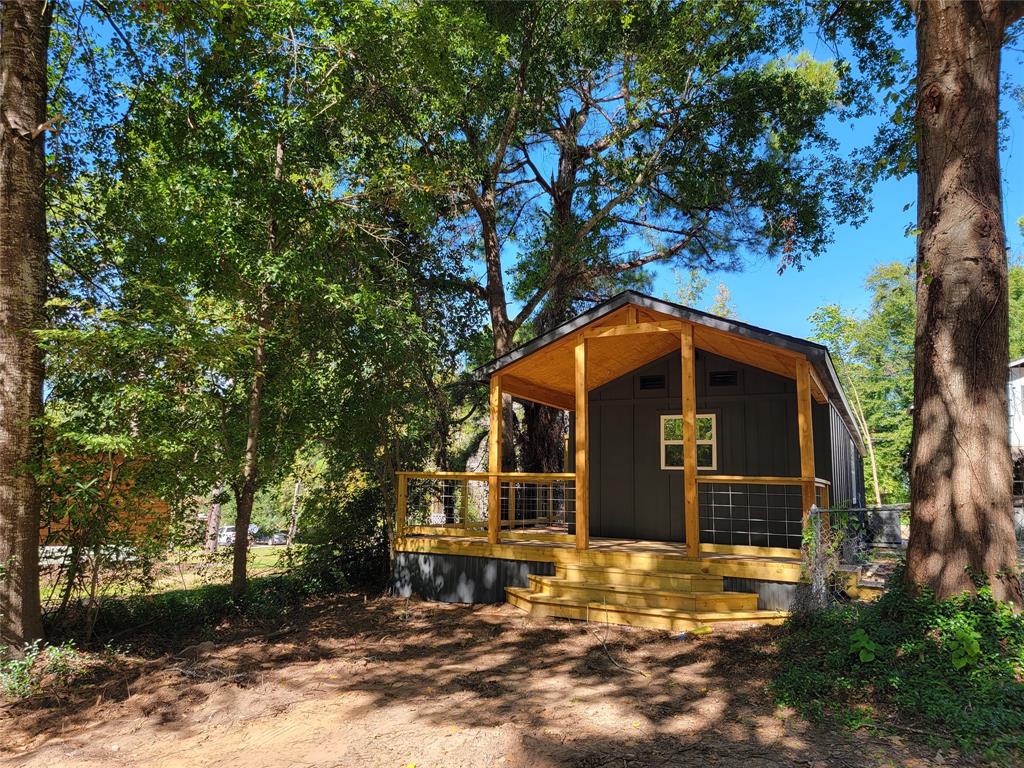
393,291,865,630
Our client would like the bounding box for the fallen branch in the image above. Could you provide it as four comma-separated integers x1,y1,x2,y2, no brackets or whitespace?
587,601,648,677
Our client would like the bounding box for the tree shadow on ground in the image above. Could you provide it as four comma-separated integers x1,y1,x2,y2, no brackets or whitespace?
2,592,938,767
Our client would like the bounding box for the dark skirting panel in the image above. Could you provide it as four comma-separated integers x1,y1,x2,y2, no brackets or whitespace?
722,577,799,611
391,552,555,604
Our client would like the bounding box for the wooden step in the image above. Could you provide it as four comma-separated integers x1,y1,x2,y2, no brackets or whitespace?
506,587,787,632
575,550,711,574
527,576,759,612
555,563,723,591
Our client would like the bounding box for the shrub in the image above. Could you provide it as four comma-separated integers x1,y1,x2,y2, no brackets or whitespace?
86,573,316,644
292,470,389,591
0,642,44,698
42,640,84,686
0,640,86,699
774,569,1024,764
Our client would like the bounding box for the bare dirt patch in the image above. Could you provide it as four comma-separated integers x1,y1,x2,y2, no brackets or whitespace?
1,594,945,768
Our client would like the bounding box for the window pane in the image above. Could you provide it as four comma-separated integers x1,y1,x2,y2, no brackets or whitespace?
664,444,684,468
696,443,713,468
663,417,683,441
696,416,714,441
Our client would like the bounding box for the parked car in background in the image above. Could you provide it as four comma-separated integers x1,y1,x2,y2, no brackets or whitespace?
271,531,288,546
217,524,259,546
217,525,236,546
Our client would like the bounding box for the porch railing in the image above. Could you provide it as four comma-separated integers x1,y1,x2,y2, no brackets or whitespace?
396,471,829,552
395,471,575,540
696,475,830,551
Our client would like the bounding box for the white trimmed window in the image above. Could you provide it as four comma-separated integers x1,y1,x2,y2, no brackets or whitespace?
660,414,717,470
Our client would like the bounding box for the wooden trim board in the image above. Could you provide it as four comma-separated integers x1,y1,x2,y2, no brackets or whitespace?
395,535,805,583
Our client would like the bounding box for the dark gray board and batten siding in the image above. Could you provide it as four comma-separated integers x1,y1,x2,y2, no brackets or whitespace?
567,349,865,545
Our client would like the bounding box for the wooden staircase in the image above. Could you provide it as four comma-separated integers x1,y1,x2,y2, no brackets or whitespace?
506,561,789,631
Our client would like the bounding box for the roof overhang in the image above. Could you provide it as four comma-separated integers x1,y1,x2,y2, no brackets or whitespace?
475,291,865,453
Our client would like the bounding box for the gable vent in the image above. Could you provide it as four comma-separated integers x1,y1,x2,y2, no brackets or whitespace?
639,375,666,390
709,370,738,387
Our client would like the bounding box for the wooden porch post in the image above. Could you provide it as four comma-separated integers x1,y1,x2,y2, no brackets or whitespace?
796,358,816,525
396,473,408,540
574,337,589,550
488,374,503,545
680,324,700,558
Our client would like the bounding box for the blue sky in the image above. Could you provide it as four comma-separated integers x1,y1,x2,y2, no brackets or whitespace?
644,41,1024,339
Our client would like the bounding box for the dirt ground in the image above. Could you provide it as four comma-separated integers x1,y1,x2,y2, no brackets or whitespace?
1,594,948,768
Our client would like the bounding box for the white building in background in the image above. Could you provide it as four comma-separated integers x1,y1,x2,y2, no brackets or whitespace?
1010,359,1024,496
1011,359,1024,455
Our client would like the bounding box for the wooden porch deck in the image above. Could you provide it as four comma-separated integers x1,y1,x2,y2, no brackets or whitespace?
396,527,805,584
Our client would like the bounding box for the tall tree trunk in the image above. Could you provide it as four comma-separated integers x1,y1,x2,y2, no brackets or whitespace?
0,0,50,646
844,374,883,506
231,313,266,598
519,118,586,473
204,481,223,552
479,200,518,470
520,282,573,473
230,61,288,594
419,364,457,520
286,477,302,546
906,0,1024,605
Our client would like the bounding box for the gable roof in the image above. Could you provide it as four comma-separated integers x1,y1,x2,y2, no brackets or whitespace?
476,290,864,452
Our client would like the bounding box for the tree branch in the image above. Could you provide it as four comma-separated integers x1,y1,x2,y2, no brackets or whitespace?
489,15,536,182
572,123,679,247
517,143,553,195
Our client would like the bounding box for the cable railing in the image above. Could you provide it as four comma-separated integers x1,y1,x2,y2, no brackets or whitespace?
395,471,575,540
695,476,831,551
397,471,830,554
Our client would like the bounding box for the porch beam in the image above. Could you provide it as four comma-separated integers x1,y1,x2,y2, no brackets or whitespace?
681,323,700,558
795,358,816,524
502,374,574,411
807,363,828,405
574,337,589,550
487,374,503,545
692,326,797,382
583,320,683,339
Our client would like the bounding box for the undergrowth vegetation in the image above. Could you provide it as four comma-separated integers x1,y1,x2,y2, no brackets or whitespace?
774,568,1024,764
71,534,374,650
1,520,380,703
0,640,88,699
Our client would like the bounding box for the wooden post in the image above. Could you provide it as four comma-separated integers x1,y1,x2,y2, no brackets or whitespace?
508,482,517,529
574,336,589,550
796,358,816,526
396,473,408,540
488,375,503,545
681,324,700,558
460,478,469,524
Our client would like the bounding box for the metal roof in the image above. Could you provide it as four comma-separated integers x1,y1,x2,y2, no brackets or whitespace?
475,290,865,453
